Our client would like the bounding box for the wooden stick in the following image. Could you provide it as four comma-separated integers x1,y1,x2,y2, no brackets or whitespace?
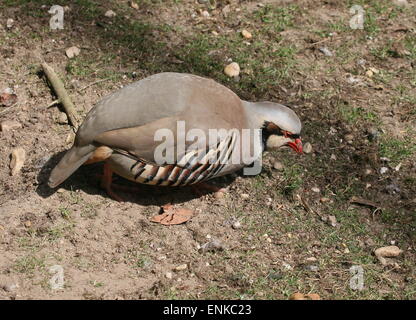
41,62,79,129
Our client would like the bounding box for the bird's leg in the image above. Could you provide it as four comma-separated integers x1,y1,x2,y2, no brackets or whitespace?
100,162,125,202
191,182,227,196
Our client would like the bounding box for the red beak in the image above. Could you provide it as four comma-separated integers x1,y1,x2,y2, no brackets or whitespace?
287,138,303,154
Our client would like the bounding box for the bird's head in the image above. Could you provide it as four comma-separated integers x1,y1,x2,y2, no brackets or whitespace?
250,102,303,154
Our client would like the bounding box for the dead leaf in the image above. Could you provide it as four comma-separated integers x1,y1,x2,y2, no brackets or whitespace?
151,206,194,226
289,292,321,300
10,147,26,176
0,92,18,107
65,46,80,59
375,246,403,266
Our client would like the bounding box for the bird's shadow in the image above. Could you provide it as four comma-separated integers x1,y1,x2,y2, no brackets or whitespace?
36,152,237,207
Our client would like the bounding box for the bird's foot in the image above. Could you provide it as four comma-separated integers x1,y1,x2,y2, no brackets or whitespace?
100,162,125,202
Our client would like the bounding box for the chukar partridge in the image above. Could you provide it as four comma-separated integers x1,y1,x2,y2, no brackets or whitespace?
49,73,302,200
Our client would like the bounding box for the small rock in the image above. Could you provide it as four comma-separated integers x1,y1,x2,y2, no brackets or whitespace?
10,148,26,176
65,46,80,59
175,264,188,271
240,193,249,200
165,272,173,279
224,62,240,77
357,58,366,66
289,292,306,300
347,75,362,85
330,154,337,161
380,167,389,174
6,18,14,29
0,120,21,132
327,215,337,227
57,112,68,124
232,220,241,229
364,168,373,176
272,161,284,170
311,187,320,193
282,262,293,270
305,257,317,263
129,1,139,9
214,191,224,199
199,239,224,253
303,142,312,154
241,29,252,39
319,47,333,57
201,10,210,18
104,10,116,18
320,197,330,203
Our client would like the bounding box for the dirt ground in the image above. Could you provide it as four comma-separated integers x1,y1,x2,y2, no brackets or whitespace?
0,0,415,300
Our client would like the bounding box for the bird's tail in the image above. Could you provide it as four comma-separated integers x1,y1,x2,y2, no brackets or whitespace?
48,144,96,188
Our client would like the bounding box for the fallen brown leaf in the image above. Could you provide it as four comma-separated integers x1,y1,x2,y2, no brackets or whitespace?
151,205,194,226
289,292,321,300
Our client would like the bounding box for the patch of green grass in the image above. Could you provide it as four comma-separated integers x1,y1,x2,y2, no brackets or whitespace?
339,104,379,124
280,163,303,195
254,4,299,32
379,136,416,163
14,255,45,274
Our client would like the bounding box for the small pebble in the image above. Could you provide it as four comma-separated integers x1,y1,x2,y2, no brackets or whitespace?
201,10,210,18
129,1,139,9
224,62,240,77
104,10,116,17
232,220,241,229
311,187,320,193
10,148,26,176
241,29,252,39
65,46,80,59
240,193,249,200
165,272,173,279
380,167,388,174
303,142,312,154
175,264,188,271
320,197,330,203
319,47,333,56
272,161,284,170
327,215,337,227
6,18,14,29
199,239,224,253
57,112,68,124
